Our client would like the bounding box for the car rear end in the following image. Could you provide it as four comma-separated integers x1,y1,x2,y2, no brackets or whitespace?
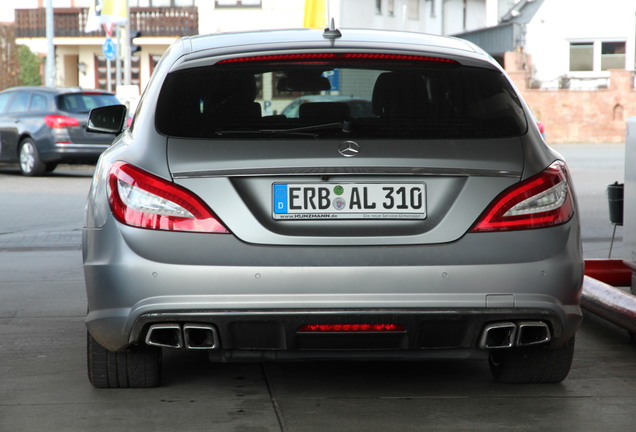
83,29,583,387
46,90,121,163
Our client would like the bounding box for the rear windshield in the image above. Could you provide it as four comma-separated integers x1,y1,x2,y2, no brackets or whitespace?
57,93,120,114
156,56,527,139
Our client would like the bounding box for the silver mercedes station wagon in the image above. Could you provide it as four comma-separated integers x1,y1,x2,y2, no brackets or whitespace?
83,27,583,388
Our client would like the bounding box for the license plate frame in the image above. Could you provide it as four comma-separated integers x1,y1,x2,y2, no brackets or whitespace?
272,182,427,220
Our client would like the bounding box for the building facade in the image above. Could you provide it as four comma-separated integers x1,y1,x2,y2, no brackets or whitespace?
10,1,305,101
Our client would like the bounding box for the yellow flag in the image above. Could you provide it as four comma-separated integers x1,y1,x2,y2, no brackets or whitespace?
101,0,129,24
303,0,327,28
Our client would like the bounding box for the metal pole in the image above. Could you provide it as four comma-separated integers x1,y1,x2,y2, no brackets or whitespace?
107,59,112,92
45,0,56,87
115,24,121,90
124,4,131,86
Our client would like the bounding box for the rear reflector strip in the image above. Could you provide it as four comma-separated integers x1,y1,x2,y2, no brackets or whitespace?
297,324,406,333
218,53,458,64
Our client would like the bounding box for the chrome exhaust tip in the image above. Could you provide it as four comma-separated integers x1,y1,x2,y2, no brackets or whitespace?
145,324,183,349
183,324,219,350
516,321,551,347
479,322,517,349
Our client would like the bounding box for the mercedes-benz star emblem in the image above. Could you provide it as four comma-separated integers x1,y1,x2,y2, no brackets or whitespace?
338,141,360,157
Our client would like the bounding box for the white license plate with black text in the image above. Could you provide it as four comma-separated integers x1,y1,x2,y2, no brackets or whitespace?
272,183,426,220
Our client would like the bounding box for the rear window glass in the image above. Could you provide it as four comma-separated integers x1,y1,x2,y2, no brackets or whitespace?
156,56,527,139
57,93,120,114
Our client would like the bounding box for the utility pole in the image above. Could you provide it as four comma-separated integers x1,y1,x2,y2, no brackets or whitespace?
124,11,131,86
45,0,56,87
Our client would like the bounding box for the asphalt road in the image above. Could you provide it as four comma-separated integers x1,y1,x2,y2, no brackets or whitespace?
0,144,635,431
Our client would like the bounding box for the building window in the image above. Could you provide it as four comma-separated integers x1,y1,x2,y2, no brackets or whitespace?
215,0,262,7
129,0,195,5
95,55,140,92
601,41,626,71
569,40,627,73
376,0,382,15
569,42,593,72
388,0,395,16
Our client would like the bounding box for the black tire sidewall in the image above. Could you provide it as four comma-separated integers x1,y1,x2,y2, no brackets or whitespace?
19,138,46,176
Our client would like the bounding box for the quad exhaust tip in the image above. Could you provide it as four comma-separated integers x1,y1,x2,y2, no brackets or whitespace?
479,321,551,349
183,324,219,350
145,323,219,350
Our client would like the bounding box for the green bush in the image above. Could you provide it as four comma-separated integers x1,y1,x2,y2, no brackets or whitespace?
18,45,42,86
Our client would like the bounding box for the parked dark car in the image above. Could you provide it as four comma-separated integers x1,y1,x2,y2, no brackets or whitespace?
0,87,121,175
83,27,583,388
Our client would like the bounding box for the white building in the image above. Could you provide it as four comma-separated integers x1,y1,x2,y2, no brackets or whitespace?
340,0,636,90
10,1,636,96
10,0,306,99
522,0,636,89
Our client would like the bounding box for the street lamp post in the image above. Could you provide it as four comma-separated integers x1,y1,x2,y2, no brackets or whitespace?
45,0,56,87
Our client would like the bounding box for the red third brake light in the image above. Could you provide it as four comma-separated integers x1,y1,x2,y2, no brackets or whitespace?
218,53,458,64
107,162,229,233
470,161,574,232
44,114,80,128
298,324,406,333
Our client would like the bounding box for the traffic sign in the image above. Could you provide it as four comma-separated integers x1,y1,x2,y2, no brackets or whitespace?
323,69,340,91
103,38,117,61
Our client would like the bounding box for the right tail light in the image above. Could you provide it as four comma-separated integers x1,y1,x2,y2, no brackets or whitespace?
470,161,574,232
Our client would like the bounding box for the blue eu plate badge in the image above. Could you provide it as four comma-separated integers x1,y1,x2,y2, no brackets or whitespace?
273,184,288,214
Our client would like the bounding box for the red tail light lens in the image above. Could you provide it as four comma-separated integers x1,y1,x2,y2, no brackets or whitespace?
107,162,229,233
470,161,574,232
297,324,406,333
44,114,80,128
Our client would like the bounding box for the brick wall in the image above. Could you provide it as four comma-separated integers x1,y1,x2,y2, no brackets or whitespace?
504,51,636,144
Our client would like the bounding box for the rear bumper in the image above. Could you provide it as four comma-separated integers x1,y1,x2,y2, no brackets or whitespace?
53,142,109,160
54,142,110,153
39,143,109,164
83,218,583,353
124,306,581,361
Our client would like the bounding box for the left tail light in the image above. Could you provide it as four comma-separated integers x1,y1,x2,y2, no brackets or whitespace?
107,162,229,233
470,161,574,232
44,114,80,128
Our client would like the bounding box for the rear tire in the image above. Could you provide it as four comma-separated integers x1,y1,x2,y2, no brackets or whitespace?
19,138,46,176
488,337,575,384
87,331,162,388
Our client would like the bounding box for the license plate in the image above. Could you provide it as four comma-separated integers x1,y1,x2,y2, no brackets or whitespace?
272,183,426,220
